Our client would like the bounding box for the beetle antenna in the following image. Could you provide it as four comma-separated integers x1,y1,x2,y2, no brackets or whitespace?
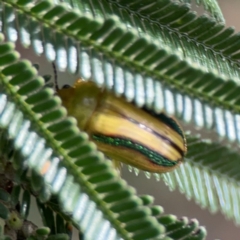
52,62,59,91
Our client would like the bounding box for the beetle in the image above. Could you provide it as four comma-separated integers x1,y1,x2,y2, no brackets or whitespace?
55,76,187,174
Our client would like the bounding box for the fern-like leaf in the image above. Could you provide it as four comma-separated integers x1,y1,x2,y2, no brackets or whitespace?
0,36,207,239
0,0,239,238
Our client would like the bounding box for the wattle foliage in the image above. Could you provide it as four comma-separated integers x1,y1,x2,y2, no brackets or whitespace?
0,0,238,239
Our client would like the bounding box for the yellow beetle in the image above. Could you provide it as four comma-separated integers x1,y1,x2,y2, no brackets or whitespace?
57,79,187,173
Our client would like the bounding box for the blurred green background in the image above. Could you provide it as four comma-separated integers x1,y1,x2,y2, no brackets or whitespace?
17,1,240,239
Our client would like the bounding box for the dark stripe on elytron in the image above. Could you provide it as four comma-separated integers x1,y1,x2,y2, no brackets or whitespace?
92,135,179,167
127,117,184,157
142,107,185,139
107,105,184,157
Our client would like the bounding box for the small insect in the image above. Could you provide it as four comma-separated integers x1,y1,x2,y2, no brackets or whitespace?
56,76,187,173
